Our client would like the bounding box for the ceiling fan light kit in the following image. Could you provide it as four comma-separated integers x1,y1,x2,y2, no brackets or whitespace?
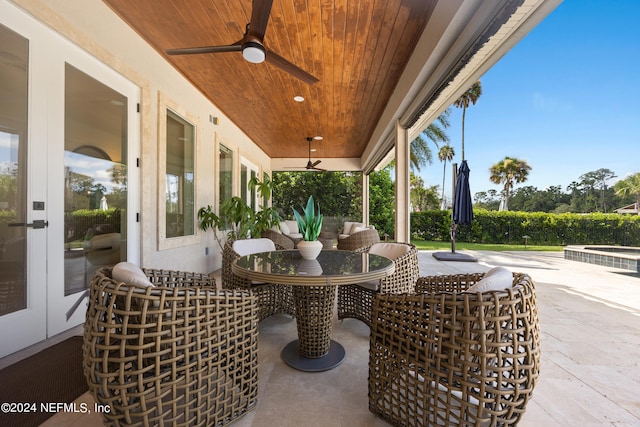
242,41,266,63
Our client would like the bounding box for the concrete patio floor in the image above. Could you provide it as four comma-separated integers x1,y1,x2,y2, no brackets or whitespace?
41,250,640,426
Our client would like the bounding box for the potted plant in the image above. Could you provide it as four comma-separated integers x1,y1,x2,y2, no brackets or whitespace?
293,195,323,260
198,176,281,251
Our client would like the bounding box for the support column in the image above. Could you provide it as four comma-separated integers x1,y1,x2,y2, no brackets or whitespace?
362,173,370,225
394,120,410,243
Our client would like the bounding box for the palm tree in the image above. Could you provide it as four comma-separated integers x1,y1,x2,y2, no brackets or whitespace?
453,81,482,161
437,144,455,209
614,172,640,215
410,109,451,171
489,156,531,211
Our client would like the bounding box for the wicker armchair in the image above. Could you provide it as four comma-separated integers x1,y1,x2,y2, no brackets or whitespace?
222,239,295,321
337,242,418,326
261,229,295,250
369,272,540,426
336,227,380,252
83,266,258,427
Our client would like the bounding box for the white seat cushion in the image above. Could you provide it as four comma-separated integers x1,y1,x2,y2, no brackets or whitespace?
232,238,276,256
369,242,410,261
112,261,154,287
466,266,513,293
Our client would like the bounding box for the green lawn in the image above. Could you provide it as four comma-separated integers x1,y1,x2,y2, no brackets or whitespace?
411,240,563,252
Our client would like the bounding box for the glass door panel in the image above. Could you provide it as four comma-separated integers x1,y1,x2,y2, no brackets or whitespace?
0,24,28,316
0,19,47,358
63,64,128,294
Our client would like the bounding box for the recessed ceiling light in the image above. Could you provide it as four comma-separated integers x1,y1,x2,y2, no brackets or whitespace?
314,135,323,140
294,96,304,102
310,149,317,152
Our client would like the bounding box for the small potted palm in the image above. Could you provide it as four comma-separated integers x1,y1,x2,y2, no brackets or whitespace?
293,195,323,260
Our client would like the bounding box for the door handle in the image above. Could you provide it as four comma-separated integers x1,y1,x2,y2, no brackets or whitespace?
8,220,49,229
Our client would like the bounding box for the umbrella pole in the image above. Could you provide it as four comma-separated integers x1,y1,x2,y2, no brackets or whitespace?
450,163,457,253
450,223,457,253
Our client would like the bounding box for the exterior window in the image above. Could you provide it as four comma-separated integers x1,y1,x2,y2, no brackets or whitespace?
165,109,194,238
219,144,233,207
240,158,258,211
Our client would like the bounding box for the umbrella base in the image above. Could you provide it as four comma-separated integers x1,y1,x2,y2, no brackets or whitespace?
432,251,477,262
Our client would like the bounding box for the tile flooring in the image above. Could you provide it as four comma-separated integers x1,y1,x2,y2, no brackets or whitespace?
39,250,640,426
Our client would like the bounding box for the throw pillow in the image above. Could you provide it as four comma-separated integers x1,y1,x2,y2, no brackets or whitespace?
466,266,513,293
350,225,366,235
112,261,154,287
342,221,355,235
369,242,410,261
278,221,290,235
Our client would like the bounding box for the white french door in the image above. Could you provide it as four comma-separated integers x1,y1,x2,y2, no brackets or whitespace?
0,2,140,357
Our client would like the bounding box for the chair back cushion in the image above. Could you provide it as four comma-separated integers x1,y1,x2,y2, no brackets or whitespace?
466,266,513,293
112,261,154,287
233,238,276,256
369,242,411,261
283,220,299,234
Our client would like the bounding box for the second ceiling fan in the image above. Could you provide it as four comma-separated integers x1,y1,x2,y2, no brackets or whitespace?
285,137,324,171
165,0,318,85
303,137,324,171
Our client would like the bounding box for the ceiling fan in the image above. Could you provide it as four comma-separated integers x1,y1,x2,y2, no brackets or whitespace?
165,0,318,85
303,137,324,171
286,137,324,171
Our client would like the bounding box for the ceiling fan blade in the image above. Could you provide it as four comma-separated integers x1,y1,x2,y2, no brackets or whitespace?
311,160,322,167
266,50,319,84
166,44,242,56
249,0,274,39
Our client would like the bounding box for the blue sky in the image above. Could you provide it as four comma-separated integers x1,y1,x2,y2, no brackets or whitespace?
418,0,640,198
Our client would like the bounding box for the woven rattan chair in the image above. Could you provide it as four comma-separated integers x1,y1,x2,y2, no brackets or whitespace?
222,239,295,321
261,229,295,250
83,266,258,427
337,242,419,326
336,227,380,252
369,272,540,426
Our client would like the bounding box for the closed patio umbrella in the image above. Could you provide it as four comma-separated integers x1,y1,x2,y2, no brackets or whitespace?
433,160,477,262
452,160,473,226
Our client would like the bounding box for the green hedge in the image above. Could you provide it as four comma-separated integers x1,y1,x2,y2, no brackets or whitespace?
65,209,121,242
411,209,640,246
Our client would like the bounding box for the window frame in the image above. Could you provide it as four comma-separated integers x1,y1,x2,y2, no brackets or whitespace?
157,93,200,250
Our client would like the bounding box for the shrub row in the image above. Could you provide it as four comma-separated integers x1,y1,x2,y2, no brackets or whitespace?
411,209,640,246
65,209,121,242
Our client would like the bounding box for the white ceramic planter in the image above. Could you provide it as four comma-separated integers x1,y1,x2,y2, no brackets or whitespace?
297,240,323,260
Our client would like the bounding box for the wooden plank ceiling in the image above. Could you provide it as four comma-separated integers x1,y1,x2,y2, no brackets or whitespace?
103,0,437,161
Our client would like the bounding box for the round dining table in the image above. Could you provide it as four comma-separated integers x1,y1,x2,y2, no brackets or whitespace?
232,249,395,371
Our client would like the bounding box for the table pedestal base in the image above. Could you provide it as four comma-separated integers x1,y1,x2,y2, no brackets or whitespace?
281,339,345,372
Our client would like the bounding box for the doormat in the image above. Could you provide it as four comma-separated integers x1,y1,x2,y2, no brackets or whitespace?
0,336,87,427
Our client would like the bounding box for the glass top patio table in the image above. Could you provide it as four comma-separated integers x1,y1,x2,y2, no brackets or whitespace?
232,250,395,371
233,249,394,285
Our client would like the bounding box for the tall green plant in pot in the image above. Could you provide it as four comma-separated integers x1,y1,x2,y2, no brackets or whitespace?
198,176,281,251
293,196,324,259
